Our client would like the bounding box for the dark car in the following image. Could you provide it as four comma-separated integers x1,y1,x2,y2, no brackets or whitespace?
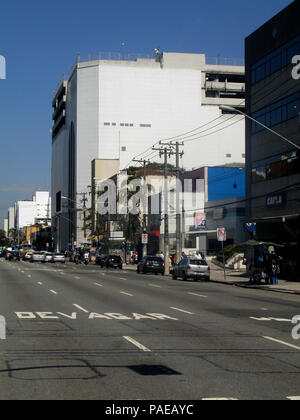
137,256,164,275
101,255,123,269
96,254,107,266
6,250,20,261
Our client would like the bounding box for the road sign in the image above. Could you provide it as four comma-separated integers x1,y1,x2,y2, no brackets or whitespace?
142,234,148,244
217,228,226,242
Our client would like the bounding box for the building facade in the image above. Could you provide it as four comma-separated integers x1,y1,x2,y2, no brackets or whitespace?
51,51,245,251
245,0,300,255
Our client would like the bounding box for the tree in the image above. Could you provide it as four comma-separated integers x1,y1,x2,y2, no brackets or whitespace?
0,230,9,247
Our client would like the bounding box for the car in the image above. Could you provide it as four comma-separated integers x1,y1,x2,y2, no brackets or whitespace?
30,252,45,263
172,258,210,282
5,250,20,261
100,255,123,269
51,253,66,264
95,254,107,266
42,252,53,263
137,256,164,275
23,251,34,261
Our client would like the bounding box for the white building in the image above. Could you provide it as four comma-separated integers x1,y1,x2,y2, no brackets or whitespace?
51,52,245,250
14,191,51,230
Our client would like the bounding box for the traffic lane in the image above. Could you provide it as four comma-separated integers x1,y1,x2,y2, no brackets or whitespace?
25,261,300,350
1,262,300,400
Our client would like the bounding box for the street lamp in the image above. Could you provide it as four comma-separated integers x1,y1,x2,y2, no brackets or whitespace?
220,105,300,151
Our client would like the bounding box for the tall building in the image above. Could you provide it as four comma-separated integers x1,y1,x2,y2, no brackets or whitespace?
14,191,51,230
51,51,245,251
245,0,300,257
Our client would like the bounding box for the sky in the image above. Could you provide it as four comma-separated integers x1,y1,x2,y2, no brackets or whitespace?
0,0,293,229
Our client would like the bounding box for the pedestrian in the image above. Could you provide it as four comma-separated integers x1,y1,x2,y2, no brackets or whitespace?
159,251,164,261
181,251,187,260
194,250,203,260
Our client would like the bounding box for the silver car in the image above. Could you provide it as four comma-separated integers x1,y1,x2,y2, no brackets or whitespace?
42,252,53,263
30,252,46,263
51,253,66,264
172,258,210,282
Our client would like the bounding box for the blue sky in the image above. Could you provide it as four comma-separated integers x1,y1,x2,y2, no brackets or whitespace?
0,0,293,228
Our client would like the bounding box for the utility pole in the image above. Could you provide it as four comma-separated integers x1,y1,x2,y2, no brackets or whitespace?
152,143,177,275
133,159,150,257
158,141,184,264
77,192,88,245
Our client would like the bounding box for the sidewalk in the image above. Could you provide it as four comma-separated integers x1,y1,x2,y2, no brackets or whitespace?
123,263,300,296
210,262,300,295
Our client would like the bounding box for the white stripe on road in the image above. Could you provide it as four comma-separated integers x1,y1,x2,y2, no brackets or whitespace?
123,336,151,352
188,292,208,298
120,291,134,297
170,307,194,315
120,278,127,281
49,290,58,295
202,398,238,401
263,336,300,351
148,284,161,288
37,282,43,285
287,396,300,400
72,304,89,313
94,282,103,287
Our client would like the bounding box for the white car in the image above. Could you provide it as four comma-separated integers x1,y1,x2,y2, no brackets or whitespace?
30,252,46,263
42,252,53,263
23,252,34,261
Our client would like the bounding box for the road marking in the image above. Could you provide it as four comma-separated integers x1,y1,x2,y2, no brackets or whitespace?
170,307,194,315
148,284,161,288
120,277,127,281
263,336,300,351
123,336,151,352
72,304,89,313
49,290,58,295
251,317,291,322
188,292,208,298
74,276,80,279
202,398,238,401
27,275,31,278
120,291,134,297
37,282,43,285
287,396,300,400
94,282,103,287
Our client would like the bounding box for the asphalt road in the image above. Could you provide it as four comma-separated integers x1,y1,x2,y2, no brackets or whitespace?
0,258,300,400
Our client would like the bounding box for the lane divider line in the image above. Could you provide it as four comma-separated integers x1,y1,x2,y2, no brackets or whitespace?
170,307,194,315
148,284,161,288
72,304,89,313
263,336,300,351
188,292,208,298
49,290,58,295
94,282,103,287
123,336,151,352
120,291,134,297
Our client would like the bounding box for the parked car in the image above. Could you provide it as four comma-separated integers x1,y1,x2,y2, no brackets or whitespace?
42,252,53,263
23,251,34,261
137,256,164,275
100,255,123,269
172,258,210,281
51,253,66,264
30,252,45,263
95,254,107,266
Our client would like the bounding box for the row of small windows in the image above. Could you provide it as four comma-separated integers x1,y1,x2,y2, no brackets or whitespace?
251,34,300,85
251,91,300,134
103,122,152,128
252,149,300,184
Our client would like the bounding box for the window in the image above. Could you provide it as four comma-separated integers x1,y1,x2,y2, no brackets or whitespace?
252,91,300,134
251,34,300,85
226,154,232,158
252,149,300,183
104,122,110,126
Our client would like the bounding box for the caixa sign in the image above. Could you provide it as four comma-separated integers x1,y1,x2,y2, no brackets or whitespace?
266,192,286,208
